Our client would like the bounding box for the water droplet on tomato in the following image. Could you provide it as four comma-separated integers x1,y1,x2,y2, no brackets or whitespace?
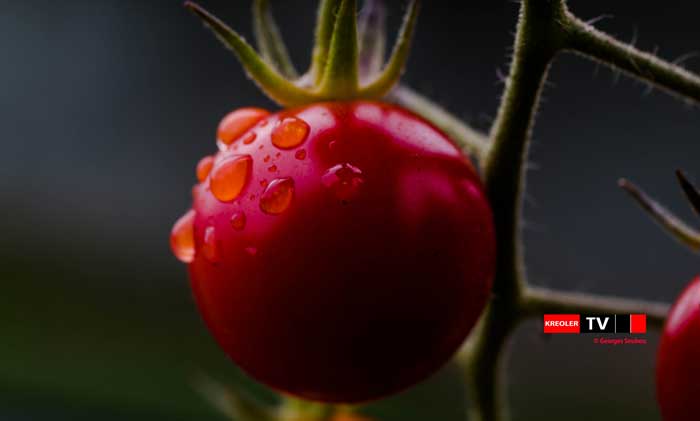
245,246,258,256
263,155,271,163
260,177,295,215
295,149,307,160
268,164,277,172
259,119,268,127
210,155,252,202
271,117,309,149
217,108,269,145
230,212,246,231
202,225,220,262
170,210,196,263
260,179,268,187
328,140,338,151
196,155,214,182
242,132,257,145
322,163,364,201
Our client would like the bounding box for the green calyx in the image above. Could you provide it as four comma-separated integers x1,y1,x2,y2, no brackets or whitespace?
184,0,420,107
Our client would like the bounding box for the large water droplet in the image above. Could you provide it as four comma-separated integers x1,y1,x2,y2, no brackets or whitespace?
202,226,220,263
260,177,295,215
210,155,252,202
196,155,214,182
242,132,257,145
217,108,269,146
271,117,310,149
322,163,364,201
230,211,246,231
170,210,196,263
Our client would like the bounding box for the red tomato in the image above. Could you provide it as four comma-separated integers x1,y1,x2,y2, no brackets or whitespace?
171,101,496,403
657,275,700,421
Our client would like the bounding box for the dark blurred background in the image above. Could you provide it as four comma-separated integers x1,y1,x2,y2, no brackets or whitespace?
1,0,699,419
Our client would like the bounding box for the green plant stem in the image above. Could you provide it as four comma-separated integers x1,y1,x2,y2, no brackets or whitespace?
463,1,566,419
185,2,319,106
676,170,700,216
523,287,669,330
619,178,700,250
562,12,700,104
357,0,387,81
457,0,700,416
311,0,342,85
359,0,420,99
253,0,298,78
319,0,360,96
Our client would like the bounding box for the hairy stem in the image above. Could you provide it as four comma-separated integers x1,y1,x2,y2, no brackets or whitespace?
523,287,669,330
311,0,342,85
319,0,360,96
562,11,700,104
464,1,566,420
677,170,700,216
619,178,700,250
357,0,387,81
252,0,298,78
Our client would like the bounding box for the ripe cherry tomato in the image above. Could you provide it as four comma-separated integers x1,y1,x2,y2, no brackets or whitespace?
657,275,700,421
171,101,496,403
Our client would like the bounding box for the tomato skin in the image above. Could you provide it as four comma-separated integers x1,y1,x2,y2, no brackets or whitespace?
657,276,700,421
186,101,495,403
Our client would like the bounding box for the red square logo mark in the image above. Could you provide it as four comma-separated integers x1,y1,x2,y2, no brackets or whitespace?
630,314,647,334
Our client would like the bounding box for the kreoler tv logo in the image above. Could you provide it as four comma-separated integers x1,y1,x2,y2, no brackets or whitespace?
543,314,646,334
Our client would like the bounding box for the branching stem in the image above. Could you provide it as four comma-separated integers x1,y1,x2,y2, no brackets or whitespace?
462,1,565,419
562,12,700,105
460,0,700,419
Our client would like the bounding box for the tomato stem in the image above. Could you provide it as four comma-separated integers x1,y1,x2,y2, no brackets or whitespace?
310,0,343,86
253,0,299,79
319,0,360,96
357,0,387,82
619,178,700,251
562,11,700,105
186,0,419,106
194,374,277,421
358,0,420,99
460,1,564,419
460,0,700,418
185,2,319,106
676,170,700,216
